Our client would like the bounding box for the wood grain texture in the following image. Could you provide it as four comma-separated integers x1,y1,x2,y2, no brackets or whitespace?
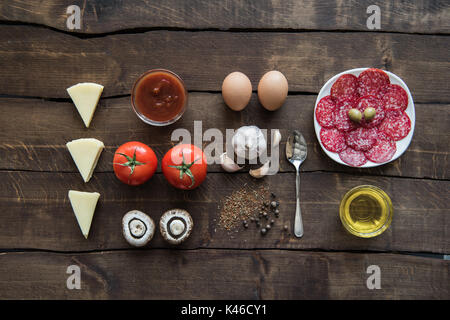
0,0,449,34
1,95,448,179
0,171,448,253
0,250,448,299
0,26,449,102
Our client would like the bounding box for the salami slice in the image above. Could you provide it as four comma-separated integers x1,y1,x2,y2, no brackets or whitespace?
331,74,358,103
364,134,397,163
357,68,390,97
345,127,378,151
356,95,385,128
315,95,336,128
339,147,368,167
334,98,358,132
380,84,408,112
320,128,346,153
379,110,411,141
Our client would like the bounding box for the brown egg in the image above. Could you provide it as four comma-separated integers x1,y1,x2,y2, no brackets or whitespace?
257,70,288,111
221,72,252,111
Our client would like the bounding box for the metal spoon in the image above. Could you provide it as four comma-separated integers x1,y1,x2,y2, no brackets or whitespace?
285,130,307,238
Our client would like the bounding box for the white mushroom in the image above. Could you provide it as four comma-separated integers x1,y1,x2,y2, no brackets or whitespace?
232,125,267,160
159,209,193,245
122,210,155,247
220,152,243,172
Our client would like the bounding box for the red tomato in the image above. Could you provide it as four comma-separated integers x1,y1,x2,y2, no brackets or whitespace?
162,144,207,190
113,141,158,186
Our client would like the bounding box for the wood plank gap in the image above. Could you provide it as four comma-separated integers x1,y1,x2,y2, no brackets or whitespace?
0,247,446,260
0,169,448,183
1,20,449,38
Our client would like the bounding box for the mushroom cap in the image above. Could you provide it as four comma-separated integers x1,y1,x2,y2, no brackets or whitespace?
122,210,155,247
159,209,193,245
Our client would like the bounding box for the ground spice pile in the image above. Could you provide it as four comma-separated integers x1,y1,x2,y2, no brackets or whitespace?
219,184,269,231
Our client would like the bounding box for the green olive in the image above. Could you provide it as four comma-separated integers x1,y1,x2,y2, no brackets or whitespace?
348,108,362,123
364,107,376,121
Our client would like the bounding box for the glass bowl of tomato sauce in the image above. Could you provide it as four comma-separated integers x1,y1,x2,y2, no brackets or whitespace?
131,69,188,126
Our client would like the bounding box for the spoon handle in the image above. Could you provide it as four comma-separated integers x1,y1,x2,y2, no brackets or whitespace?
294,168,304,238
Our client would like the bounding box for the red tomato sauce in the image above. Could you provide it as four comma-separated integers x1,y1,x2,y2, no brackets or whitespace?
133,71,186,122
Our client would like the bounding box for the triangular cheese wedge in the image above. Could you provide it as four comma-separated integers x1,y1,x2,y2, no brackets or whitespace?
67,82,104,128
68,190,100,239
66,138,104,183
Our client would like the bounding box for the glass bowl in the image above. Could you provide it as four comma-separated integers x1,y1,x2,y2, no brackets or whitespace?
339,185,393,238
131,69,188,126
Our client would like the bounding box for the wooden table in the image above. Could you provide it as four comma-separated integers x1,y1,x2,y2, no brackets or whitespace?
0,1,448,300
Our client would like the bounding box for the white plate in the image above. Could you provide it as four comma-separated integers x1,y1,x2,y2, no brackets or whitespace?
314,68,415,168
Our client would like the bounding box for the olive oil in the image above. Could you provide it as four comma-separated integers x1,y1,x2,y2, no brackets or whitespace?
339,185,393,238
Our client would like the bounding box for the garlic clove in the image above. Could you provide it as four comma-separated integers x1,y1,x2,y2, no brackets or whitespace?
249,161,271,178
220,152,243,173
272,129,281,148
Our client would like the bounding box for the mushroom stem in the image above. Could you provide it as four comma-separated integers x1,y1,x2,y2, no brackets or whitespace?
129,218,147,238
169,219,185,236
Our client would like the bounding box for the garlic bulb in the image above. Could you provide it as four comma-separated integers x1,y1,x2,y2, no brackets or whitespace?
232,126,267,161
220,152,243,172
249,161,271,178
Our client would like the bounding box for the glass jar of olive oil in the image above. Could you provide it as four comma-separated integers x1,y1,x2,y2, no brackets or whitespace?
339,185,393,238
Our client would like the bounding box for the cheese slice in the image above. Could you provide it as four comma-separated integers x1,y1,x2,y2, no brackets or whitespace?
68,190,100,239
66,138,104,183
67,82,104,128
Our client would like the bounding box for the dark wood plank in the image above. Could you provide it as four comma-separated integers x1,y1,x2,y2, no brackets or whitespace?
0,249,447,299
0,171,448,253
1,0,449,34
0,26,449,102
1,95,448,180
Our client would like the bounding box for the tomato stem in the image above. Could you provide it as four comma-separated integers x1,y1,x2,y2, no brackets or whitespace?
114,148,147,177
168,152,200,188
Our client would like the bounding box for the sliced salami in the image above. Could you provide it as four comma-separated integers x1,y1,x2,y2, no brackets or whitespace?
339,147,368,167
320,128,347,153
364,134,397,163
331,74,358,103
356,95,385,128
315,95,336,128
334,98,358,132
380,84,408,112
357,68,390,97
379,111,411,141
345,127,378,151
